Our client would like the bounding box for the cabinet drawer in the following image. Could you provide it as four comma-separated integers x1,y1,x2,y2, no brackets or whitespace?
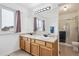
31,39,35,43
23,37,30,42
35,40,45,46
46,42,52,48
23,37,28,41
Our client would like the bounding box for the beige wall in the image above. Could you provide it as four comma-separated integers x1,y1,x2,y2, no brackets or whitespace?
59,10,79,31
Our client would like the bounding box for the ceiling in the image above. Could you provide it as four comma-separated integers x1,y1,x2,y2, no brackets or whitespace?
19,3,46,9
59,3,79,15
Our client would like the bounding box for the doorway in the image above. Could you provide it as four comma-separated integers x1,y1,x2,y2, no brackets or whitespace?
65,18,78,44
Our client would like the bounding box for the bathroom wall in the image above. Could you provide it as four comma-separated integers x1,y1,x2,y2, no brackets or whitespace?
34,4,59,35
59,10,79,31
0,3,33,55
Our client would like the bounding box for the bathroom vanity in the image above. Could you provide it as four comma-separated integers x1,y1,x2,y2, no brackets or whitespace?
19,34,58,56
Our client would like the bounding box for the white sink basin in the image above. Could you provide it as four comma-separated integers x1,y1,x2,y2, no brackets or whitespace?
72,42,79,47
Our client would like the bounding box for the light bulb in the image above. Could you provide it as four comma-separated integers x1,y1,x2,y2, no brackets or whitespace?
64,6,67,11
40,9,43,12
47,7,49,10
38,10,41,13
43,8,46,11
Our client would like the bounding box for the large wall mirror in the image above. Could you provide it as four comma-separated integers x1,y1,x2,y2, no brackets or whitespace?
34,17,45,32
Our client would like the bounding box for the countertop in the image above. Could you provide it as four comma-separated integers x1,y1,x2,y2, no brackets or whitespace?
20,34,58,43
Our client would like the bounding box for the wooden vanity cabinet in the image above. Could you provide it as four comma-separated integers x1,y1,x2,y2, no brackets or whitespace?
39,41,58,56
20,35,58,56
20,36,31,53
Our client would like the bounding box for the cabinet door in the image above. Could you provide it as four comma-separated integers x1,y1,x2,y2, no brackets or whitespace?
39,46,52,56
31,43,39,56
25,41,30,53
20,39,25,50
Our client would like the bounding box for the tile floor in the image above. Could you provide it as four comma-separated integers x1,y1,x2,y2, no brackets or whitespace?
8,49,32,56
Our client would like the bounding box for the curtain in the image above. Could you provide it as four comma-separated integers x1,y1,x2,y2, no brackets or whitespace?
16,10,21,32
34,17,37,32
43,20,45,31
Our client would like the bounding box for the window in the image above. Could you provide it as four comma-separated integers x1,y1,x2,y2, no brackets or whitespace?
36,19,45,31
0,5,16,34
37,19,43,31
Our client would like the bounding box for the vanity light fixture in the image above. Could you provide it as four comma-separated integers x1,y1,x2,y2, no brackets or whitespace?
35,11,38,14
40,9,43,12
43,8,46,11
38,10,41,13
47,7,50,10
35,6,51,14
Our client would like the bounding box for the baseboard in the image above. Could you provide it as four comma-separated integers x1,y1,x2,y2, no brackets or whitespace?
4,48,20,56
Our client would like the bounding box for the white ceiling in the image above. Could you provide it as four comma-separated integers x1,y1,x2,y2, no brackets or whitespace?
20,3,56,10
19,3,45,9
21,3,40,7
59,3,79,15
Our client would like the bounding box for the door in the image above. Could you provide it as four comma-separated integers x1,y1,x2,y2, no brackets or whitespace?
65,19,78,44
